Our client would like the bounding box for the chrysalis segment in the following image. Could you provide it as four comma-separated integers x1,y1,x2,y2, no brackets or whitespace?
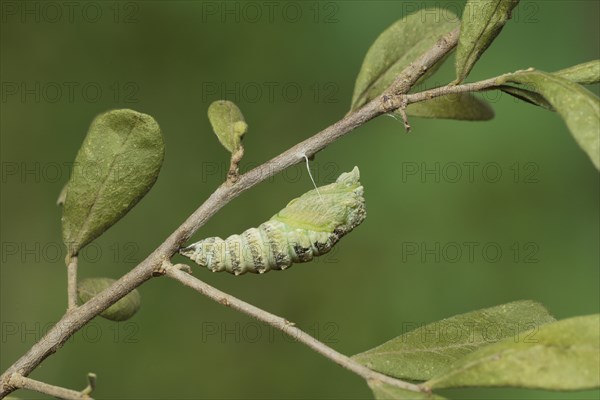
260,220,291,270
179,167,366,275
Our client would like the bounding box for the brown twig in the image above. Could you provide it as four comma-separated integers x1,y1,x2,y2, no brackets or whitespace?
163,262,422,392
7,373,94,400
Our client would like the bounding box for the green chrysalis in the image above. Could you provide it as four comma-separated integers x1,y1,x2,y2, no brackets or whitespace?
179,167,366,275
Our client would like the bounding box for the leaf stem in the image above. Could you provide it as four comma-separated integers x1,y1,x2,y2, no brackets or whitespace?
67,255,79,311
227,146,245,184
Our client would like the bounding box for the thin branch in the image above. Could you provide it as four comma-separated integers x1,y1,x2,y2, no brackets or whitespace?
67,255,79,311
162,263,422,393
7,373,93,400
404,76,502,105
0,27,462,398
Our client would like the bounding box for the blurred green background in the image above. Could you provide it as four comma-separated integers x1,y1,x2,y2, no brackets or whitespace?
1,1,598,399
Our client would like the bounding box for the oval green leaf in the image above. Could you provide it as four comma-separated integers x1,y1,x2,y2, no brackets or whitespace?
352,300,555,381
403,93,494,120
208,100,247,153
78,277,141,321
554,60,600,85
499,70,600,170
424,314,600,391
455,0,520,83
368,381,446,400
350,8,459,111
62,109,164,257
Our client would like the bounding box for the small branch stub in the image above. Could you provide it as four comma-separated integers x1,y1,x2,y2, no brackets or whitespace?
396,96,411,132
82,373,97,397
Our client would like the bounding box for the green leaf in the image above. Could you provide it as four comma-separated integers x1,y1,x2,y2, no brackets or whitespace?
554,60,600,85
61,109,164,257
207,100,247,153
455,0,520,83
350,8,459,111
368,381,445,400
78,278,141,321
495,62,599,111
353,301,555,381
403,93,494,120
496,85,555,111
499,70,600,170
425,314,600,391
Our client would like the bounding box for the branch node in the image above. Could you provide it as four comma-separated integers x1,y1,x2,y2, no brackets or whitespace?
418,383,432,394
380,94,402,113
155,260,192,276
219,297,230,306
4,372,17,391
381,95,411,132
153,260,171,276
